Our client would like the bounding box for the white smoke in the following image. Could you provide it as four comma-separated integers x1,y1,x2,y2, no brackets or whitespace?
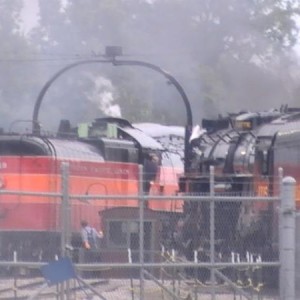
85,75,121,117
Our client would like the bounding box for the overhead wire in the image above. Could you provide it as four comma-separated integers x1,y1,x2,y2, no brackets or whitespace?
0,48,194,63
0,57,93,63
0,51,107,63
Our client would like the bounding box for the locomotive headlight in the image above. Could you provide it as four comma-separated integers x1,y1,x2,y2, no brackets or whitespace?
241,150,246,156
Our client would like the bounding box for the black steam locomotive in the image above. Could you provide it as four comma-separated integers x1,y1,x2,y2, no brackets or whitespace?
178,106,300,263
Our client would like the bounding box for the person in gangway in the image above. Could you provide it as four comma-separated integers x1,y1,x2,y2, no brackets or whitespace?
81,220,103,252
80,220,103,277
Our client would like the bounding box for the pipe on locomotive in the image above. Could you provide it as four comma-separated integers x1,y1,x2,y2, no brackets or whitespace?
32,46,193,172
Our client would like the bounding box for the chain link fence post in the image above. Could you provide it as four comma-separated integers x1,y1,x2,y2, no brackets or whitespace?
209,165,216,299
138,164,145,300
61,162,71,257
280,176,296,300
60,162,71,300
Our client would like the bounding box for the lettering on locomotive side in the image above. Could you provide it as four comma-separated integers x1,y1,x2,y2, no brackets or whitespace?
66,161,136,178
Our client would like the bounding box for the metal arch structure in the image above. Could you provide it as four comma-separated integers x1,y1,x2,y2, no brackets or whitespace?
32,52,193,172
32,59,111,135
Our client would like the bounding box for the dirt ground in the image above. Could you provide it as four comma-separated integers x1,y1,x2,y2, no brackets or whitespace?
0,278,279,299
52,279,279,300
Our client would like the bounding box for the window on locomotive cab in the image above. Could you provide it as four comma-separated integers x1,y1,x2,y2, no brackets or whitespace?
107,221,127,248
106,148,129,162
128,148,138,163
107,220,153,254
0,141,45,155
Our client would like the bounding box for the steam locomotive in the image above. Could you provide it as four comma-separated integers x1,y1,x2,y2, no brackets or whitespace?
0,117,184,262
178,106,300,261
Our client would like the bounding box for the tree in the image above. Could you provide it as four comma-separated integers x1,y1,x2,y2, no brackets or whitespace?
124,0,300,119
0,0,38,130
27,0,300,130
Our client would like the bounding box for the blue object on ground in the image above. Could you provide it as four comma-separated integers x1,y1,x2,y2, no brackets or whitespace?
41,257,76,286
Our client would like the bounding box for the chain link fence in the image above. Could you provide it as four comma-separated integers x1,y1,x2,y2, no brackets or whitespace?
0,164,296,299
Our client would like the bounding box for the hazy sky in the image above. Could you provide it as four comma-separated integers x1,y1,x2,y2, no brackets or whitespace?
21,0,39,34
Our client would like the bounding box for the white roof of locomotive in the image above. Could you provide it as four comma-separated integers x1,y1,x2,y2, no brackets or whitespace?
133,123,184,138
